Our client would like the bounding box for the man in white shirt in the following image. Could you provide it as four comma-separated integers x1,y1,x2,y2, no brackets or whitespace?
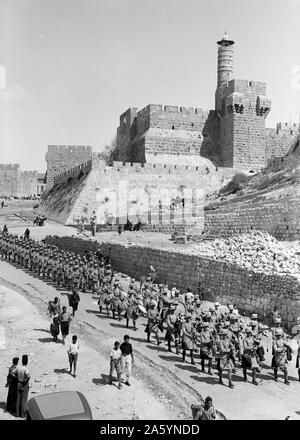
67,335,79,377
109,341,122,389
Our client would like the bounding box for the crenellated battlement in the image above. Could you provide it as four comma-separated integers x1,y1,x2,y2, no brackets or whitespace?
134,104,209,118
53,160,93,185
52,155,229,187
0,163,20,171
45,144,93,190
47,145,92,154
21,170,38,177
219,79,267,96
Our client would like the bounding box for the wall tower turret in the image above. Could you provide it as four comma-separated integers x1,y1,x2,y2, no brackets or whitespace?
217,32,235,88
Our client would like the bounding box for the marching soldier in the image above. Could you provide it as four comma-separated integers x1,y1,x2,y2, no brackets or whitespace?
271,317,282,336
272,328,290,385
216,328,235,388
241,327,260,385
198,322,214,374
165,303,180,353
146,303,161,346
181,313,196,364
249,319,266,362
124,292,139,331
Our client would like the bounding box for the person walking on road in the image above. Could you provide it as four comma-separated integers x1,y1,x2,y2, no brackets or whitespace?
60,306,72,345
15,355,30,418
69,289,80,317
50,311,60,342
68,335,79,377
109,341,122,388
120,335,134,386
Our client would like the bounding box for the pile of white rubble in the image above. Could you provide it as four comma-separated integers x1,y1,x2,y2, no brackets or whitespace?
183,230,300,277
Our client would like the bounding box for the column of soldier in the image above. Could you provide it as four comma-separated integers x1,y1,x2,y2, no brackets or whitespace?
0,231,298,390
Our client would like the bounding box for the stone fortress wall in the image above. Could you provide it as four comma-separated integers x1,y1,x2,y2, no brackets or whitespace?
117,94,297,173
41,154,236,226
116,34,297,173
45,145,93,190
204,195,300,242
0,164,44,197
40,33,299,236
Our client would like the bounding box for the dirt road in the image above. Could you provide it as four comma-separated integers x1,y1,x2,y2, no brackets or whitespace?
0,259,300,420
0,278,174,420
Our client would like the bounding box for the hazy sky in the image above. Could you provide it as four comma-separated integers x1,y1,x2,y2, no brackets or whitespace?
0,0,299,171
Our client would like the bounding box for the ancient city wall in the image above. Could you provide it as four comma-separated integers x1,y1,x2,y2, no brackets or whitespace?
45,145,93,190
0,165,43,196
204,196,300,241
0,164,20,196
40,157,235,226
98,242,300,330
265,123,299,162
19,171,39,196
117,104,215,165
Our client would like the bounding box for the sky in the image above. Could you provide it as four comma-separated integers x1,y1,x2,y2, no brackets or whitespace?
0,0,299,171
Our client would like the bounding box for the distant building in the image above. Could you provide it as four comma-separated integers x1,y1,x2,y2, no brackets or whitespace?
0,164,46,197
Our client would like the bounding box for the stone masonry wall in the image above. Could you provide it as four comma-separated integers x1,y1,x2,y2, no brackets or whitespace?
45,145,93,190
217,79,271,170
0,164,20,196
98,241,300,330
265,123,299,163
41,236,300,329
204,196,300,241
40,157,235,226
116,104,217,166
20,171,39,196
0,165,42,197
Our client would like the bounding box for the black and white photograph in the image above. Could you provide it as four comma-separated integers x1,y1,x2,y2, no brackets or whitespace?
0,0,299,425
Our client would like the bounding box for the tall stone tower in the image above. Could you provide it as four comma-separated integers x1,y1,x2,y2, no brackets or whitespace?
217,32,235,87
215,33,271,170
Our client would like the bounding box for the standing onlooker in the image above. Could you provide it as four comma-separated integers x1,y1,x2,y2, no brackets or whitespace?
24,228,30,240
109,341,122,389
1,200,4,208
69,289,80,317
2,224,8,235
60,306,72,345
120,335,134,386
68,335,79,377
15,355,30,418
296,336,300,382
5,357,19,414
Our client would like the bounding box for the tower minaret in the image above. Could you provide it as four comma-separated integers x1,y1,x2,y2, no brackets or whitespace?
217,32,235,88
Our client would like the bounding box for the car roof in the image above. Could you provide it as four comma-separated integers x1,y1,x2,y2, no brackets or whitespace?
28,391,93,420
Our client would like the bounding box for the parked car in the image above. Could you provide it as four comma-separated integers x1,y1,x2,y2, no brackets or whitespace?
27,391,93,420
